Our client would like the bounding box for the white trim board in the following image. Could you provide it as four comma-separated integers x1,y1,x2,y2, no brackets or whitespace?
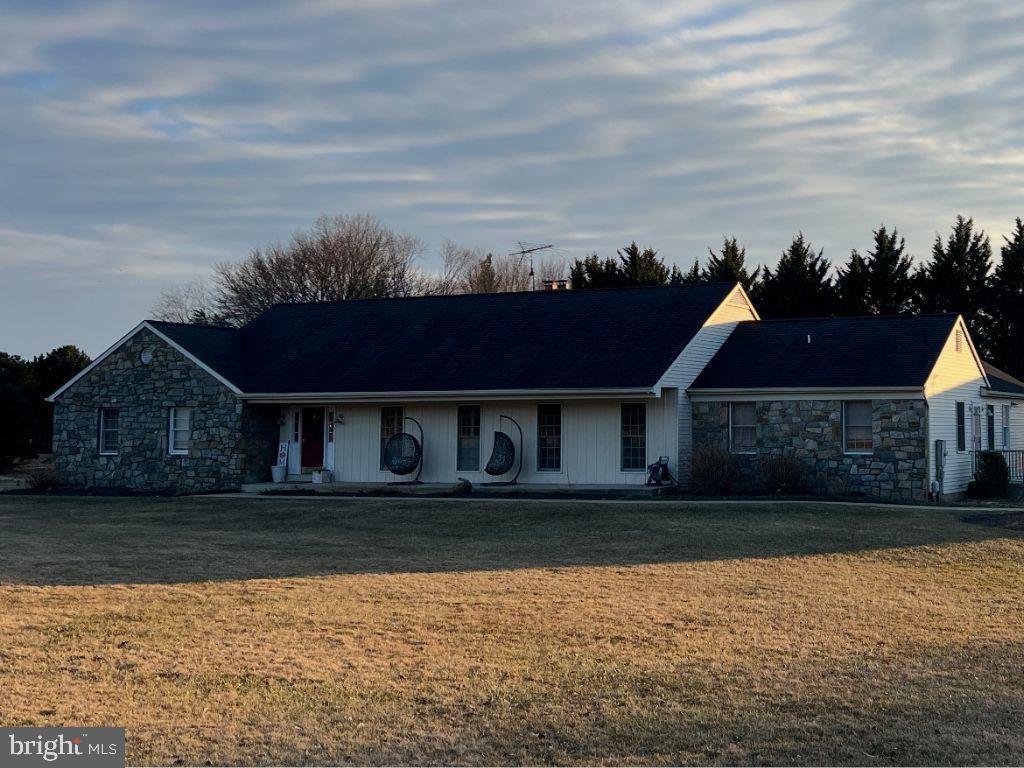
688,387,921,401
48,321,243,401
241,388,657,404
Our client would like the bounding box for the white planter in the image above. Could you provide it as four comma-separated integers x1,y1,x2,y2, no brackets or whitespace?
312,469,332,484
270,465,287,483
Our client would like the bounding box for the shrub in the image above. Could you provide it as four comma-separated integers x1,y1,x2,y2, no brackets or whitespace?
759,454,806,495
27,467,62,491
691,444,737,494
968,451,1010,498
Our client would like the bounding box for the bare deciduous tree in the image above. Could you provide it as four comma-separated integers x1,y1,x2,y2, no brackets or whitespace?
427,240,534,295
153,218,568,327
210,214,423,325
151,279,220,324
535,255,569,284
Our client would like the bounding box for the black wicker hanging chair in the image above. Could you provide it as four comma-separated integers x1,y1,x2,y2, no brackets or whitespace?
384,417,424,482
483,415,522,484
484,431,515,475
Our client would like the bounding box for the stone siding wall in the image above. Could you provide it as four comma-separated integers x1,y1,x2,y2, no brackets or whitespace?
692,398,929,501
53,328,278,492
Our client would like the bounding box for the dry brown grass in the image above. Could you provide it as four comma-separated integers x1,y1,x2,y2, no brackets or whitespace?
1,496,1022,766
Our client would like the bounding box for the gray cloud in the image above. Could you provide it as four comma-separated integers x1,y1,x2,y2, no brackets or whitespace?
1,0,1023,356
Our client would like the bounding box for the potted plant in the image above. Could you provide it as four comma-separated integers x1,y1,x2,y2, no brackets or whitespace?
311,467,332,484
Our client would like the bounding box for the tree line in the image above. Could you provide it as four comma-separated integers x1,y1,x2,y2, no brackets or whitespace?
0,346,91,469
153,212,1024,381
569,215,1024,382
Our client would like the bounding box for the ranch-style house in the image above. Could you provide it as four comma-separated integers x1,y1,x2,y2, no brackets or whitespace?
49,282,1024,500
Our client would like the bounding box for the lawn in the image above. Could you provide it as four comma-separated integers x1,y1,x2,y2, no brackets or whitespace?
1,495,1022,766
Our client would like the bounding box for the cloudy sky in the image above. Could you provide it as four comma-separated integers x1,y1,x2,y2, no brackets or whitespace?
2,0,1024,357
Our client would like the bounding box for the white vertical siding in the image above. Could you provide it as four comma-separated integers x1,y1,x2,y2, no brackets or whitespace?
278,396,678,485
655,284,758,485
924,319,988,494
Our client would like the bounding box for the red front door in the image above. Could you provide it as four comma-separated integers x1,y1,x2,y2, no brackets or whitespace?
301,407,325,468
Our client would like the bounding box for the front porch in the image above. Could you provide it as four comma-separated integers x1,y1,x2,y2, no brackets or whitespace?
256,393,681,489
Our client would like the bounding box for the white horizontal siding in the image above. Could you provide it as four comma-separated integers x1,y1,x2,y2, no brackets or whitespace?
924,319,988,494
278,395,678,485
656,284,757,485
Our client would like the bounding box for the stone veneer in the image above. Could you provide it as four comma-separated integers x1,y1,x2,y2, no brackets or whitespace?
692,398,929,501
53,328,279,492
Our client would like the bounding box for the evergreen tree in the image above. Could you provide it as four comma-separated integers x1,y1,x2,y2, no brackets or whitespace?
988,218,1024,379
617,241,670,285
703,237,759,292
753,233,835,318
835,250,872,315
914,215,992,346
569,242,671,289
569,253,624,289
27,345,91,452
0,353,33,469
680,259,702,284
862,226,915,315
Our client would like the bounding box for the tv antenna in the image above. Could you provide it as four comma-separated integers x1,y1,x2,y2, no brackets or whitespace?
509,241,553,290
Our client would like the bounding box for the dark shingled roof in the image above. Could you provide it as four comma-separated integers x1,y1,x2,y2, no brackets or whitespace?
150,283,737,394
691,314,959,390
983,361,1024,396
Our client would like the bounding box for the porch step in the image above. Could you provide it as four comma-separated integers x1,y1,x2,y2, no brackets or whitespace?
239,480,673,500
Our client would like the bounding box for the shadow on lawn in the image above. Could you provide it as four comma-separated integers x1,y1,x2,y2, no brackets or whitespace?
0,495,1018,586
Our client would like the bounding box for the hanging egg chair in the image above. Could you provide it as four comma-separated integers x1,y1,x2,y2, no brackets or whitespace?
483,414,522,484
384,416,424,483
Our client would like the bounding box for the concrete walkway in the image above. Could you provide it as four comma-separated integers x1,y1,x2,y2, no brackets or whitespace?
204,492,1024,514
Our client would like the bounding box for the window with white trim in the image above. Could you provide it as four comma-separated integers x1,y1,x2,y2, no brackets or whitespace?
843,400,873,453
99,408,120,455
380,406,404,470
168,407,191,455
537,404,561,471
1003,405,1011,448
620,403,647,471
972,409,982,451
456,405,480,472
955,402,966,452
729,402,756,453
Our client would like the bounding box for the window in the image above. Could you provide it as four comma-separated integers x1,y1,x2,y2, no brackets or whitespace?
537,404,561,471
457,405,480,471
1003,405,1011,448
98,408,120,455
843,400,873,453
621,403,647,471
986,405,996,450
729,402,756,453
972,409,982,452
955,402,966,452
168,407,190,455
380,406,404,470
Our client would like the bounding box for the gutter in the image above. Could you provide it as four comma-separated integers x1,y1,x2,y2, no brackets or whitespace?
687,386,922,398
241,387,658,404
982,389,1024,400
